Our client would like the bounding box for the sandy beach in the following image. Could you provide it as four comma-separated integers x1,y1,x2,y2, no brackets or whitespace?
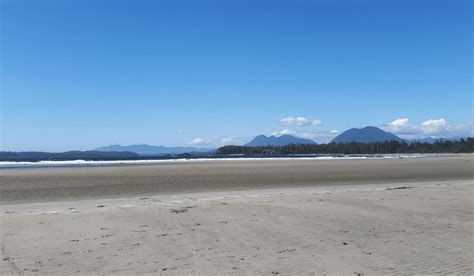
1,155,473,204
1,156,473,275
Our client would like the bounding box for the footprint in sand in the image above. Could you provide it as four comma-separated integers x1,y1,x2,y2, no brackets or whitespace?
170,208,188,214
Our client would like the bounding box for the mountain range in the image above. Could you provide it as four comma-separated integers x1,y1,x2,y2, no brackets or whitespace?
244,135,317,147
94,144,215,155
94,127,464,154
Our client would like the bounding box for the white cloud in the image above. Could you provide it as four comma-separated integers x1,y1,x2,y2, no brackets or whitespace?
191,137,212,146
381,118,473,138
280,117,322,127
383,118,419,135
420,119,449,135
390,118,409,126
271,129,300,138
421,119,447,127
270,129,292,136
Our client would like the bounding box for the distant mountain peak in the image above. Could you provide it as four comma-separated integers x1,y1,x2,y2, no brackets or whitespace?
331,126,402,143
245,134,317,147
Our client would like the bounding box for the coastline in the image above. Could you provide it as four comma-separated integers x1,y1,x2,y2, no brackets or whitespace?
0,153,469,169
1,155,473,204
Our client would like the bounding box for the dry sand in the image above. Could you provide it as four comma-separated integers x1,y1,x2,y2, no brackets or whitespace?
0,156,473,275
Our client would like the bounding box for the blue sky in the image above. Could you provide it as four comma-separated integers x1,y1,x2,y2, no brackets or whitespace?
1,0,472,151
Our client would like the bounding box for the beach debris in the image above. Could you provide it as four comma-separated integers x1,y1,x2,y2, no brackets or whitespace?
170,208,188,214
276,249,296,253
386,186,413,190
97,205,106,208
342,242,348,245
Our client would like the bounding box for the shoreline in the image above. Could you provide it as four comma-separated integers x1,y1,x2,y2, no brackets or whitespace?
0,153,470,169
1,155,473,204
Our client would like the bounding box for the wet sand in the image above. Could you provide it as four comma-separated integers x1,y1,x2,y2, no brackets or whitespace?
1,155,473,204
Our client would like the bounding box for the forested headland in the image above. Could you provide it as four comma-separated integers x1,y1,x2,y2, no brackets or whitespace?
217,138,474,155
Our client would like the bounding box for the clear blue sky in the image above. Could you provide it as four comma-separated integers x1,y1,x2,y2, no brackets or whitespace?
1,0,472,151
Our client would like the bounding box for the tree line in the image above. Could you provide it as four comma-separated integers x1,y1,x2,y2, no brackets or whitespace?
217,138,474,155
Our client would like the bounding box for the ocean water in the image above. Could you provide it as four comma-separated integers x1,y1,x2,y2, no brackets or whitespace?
0,155,431,169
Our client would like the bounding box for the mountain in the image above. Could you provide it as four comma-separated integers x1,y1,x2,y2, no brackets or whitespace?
331,126,403,143
245,135,317,147
94,144,215,155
